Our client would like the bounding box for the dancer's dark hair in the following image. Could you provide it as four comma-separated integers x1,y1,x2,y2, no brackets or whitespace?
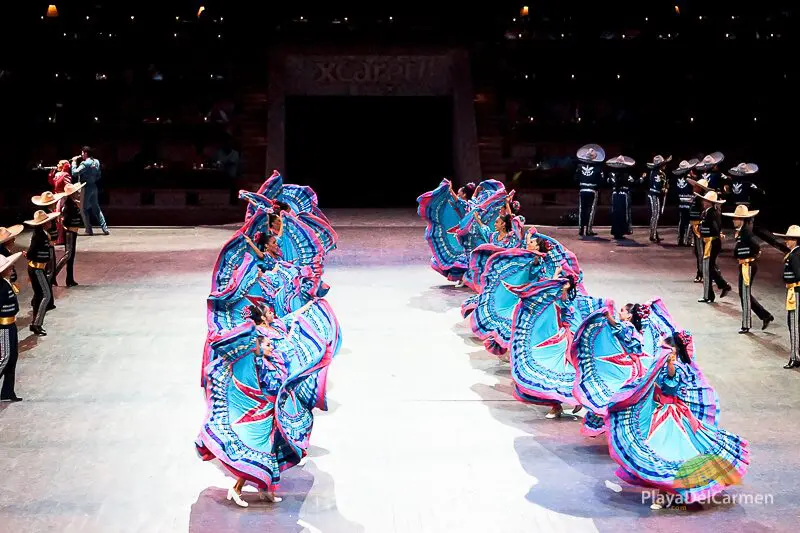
664,331,692,364
564,274,578,300
248,305,264,325
459,182,477,199
499,214,513,233
624,303,644,332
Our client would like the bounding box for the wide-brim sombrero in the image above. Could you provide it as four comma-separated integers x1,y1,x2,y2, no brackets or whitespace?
686,177,711,191
695,152,725,170
606,155,635,168
694,191,725,204
31,191,64,206
25,210,61,226
62,182,85,196
577,144,606,163
0,224,23,244
722,205,759,218
646,154,673,168
775,225,800,239
673,158,699,175
728,162,759,177
0,251,23,273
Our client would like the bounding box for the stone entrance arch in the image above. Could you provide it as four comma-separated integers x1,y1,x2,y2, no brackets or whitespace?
266,47,481,186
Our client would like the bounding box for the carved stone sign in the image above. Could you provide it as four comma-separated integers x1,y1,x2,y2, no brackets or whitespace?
313,57,432,83
284,55,452,95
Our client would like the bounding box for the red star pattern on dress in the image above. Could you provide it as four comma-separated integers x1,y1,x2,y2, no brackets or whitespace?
598,352,645,382
232,376,275,425
647,388,701,439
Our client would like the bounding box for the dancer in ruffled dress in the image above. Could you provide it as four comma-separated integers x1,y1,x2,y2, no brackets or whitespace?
606,331,749,508
572,299,678,436
417,179,470,284
509,274,604,419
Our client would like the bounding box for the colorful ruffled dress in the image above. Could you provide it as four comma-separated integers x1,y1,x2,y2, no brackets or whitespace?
572,298,679,436
196,302,340,491
509,278,605,407
416,179,470,281
606,336,749,503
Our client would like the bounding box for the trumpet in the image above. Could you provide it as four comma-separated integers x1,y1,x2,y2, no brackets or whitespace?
32,162,57,170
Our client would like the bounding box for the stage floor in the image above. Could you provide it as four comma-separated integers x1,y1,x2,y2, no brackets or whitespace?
1,209,797,533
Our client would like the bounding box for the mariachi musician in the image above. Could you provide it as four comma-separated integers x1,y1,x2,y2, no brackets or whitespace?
644,154,671,243
696,190,732,303
672,159,699,247
574,144,605,237
775,225,800,369
722,205,774,334
686,176,711,282
726,162,763,207
695,152,728,192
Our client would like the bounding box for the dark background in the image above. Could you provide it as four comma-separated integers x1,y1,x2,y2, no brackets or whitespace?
286,96,453,207
0,1,796,228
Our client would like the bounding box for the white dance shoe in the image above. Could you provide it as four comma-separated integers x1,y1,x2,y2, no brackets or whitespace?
227,488,248,508
260,490,283,503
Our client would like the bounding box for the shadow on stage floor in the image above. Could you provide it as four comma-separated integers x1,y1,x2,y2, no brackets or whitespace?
189,459,364,533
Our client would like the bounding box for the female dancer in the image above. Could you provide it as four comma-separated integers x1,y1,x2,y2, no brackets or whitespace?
54,182,84,287
459,213,522,290
606,331,749,508
243,232,282,270
573,299,676,436
509,274,605,419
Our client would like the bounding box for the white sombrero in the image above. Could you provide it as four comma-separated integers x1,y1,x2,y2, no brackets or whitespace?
686,177,711,191
694,190,725,204
695,152,725,170
0,225,23,245
672,158,699,175
0,251,23,274
25,209,61,226
31,190,63,207
722,205,759,218
646,154,673,168
577,144,606,163
728,162,759,177
62,182,85,196
775,225,800,239
606,155,635,168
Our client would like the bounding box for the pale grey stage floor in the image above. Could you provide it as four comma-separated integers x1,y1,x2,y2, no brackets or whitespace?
1,209,798,533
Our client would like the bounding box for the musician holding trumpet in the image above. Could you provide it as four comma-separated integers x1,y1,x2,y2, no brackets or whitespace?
71,146,109,236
